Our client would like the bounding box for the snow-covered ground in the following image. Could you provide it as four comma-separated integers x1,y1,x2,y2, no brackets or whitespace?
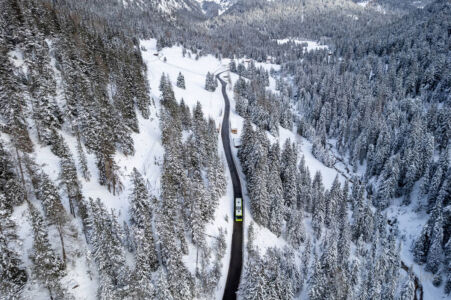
386,189,448,299
140,39,233,299
220,63,342,262
10,35,440,299
8,38,235,299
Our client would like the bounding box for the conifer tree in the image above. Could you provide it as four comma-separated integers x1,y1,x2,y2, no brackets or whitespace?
286,210,305,248
267,143,283,236
129,169,158,271
76,137,91,181
154,269,173,300
399,269,416,300
34,171,68,263
325,175,341,228
0,141,25,208
88,198,129,297
425,201,444,274
176,72,186,89
29,204,68,299
205,72,217,92
0,194,27,298
281,140,297,209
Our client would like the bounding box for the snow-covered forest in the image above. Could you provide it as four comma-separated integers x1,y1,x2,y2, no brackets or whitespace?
0,0,449,299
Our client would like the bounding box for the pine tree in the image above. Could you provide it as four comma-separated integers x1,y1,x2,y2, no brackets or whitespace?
238,255,268,300
205,72,217,92
76,137,91,181
0,194,27,298
425,201,444,274
154,269,173,300
129,186,158,271
89,198,129,297
281,140,297,209
311,172,325,237
399,269,415,300
229,60,237,73
176,72,185,89
324,175,341,228
375,154,400,209
444,238,451,294
129,228,155,299
267,143,283,236
309,254,327,300
129,168,152,229
337,198,351,263
0,141,25,208
96,152,123,196
180,99,191,129
286,209,305,248
59,145,86,219
248,136,270,226
190,176,206,248
247,221,256,257
29,204,68,299
34,171,68,263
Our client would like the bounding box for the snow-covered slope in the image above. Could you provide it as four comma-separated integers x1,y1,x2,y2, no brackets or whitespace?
195,0,238,16
4,37,233,299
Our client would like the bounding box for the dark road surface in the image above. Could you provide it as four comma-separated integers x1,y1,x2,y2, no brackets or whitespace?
217,74,244,300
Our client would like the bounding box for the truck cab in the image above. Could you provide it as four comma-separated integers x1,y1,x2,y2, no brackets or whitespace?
235,197,243,222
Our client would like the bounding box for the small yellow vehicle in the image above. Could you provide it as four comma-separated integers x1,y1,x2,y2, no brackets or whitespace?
235,197,243,222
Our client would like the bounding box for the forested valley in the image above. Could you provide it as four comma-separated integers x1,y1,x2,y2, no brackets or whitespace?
0,0,449,299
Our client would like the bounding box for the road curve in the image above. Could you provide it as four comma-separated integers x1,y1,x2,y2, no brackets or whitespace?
217,73,244,300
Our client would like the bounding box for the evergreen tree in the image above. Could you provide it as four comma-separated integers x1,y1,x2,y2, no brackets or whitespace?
311,171,325,237
176,72,186,89
154,269,173,300
399,269,415,300
88,198,129,298
229,60,237,73
205,72,217,92
0,194,27,298
76,137,91,182
267,143,283,236
128,229,155,299
425,201,444,274
281,140,297,209
324,175,341,228
309,254,327,300
0,141,25,208
29,204,68,299
34,171,68,263
286,209,305,248
129,169,158,271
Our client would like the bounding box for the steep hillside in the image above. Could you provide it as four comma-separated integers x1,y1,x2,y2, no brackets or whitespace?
1,0,449,299
0,0,232,298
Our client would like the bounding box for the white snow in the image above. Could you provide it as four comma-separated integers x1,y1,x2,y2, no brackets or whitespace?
357,1,369,7
7,31,438,299
215,59,344,269
140,39,234,298
386,187,448,300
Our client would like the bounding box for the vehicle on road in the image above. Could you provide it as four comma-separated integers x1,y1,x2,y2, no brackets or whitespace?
235,197,243,222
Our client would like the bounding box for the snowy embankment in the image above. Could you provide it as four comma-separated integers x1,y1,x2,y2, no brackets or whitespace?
8,37,235,299
139,39,233,299
220,60,343,267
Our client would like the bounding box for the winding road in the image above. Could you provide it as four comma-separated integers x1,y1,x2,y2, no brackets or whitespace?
217,73,244,300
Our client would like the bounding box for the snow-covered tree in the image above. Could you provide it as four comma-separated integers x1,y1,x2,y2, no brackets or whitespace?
29,204,68,299
176,72,186,89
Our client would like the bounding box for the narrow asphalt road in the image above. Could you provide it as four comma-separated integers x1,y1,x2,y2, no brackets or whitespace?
217,74,244,300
